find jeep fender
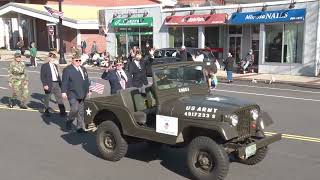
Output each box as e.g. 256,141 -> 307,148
181,123 -> 238,142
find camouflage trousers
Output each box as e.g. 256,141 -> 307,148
10,79 -> 29,104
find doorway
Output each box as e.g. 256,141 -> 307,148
228,36 -> 242,63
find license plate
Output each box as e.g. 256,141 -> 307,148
245,144 -> 257,158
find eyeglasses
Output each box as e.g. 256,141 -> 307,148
74,59 -> 81,62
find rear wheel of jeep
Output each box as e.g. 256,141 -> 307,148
96,121 -> 128,162
237,146 -> 268,165
187,136 -> 229,180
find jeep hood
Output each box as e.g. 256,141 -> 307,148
159,94 -> 256,118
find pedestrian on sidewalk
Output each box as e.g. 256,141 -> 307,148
81,40 -> 87,54
242,49 -> 254,73
17,38 -> 25,55
224,52 -> 235,83
61,52 -> 90,133
40,49 -> 66,117
8,50 -> 29,109
29,42 -> 37,68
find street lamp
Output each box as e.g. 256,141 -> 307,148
58,0 -> 66,64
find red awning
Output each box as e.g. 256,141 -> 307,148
164,13 -> 228,26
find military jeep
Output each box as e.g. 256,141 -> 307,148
84,62 -> 281,180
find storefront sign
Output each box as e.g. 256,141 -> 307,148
111,17 -> 153,27
229,9 -> 306,24
165,14 -> 227,26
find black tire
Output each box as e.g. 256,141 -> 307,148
237,146 -> 268,165
96,121 -> 128,162
187,136 -> 229,180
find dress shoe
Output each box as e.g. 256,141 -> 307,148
20,104 -> 28,109
44,109 -> 51,117
76,128 -> 86,133
8,102 -> 13,108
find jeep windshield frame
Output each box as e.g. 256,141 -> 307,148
153,64 -> 206,91
151,62 -> 209,104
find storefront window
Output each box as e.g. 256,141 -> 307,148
184,27 -> 198,48
169,27 -> 182,48
229,25 -> 242,34
115,27 -> 153,56
205,27 -> 219,48
265,23 -> 304,63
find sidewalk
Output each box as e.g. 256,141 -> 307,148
216,69 -> 320,89
0,49 -> 73,63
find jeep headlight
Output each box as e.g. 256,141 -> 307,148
250,109 -> 259,121
225,114 -> 239,127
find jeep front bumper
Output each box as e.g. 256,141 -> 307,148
238,133 -> 282,159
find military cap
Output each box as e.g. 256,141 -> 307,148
14,50 -> 22,58
72,51 -> 81,59
115,57 -> 123,64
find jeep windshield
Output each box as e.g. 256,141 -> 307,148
154,65 -> 206,90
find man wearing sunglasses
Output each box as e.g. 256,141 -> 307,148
101,58 -> 131,95
61,52 -> 90,133
40,49 -> 66,117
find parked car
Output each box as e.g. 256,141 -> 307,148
146,48 -> 217,76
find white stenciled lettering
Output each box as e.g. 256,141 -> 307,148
202,107 -> 207,112
186,106 -> 191,110
207,108 -> 213,113
197,107 -> 202,112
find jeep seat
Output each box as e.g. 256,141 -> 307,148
119,88 -> 147,125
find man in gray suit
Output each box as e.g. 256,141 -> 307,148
61,52 -> 90,133
40,50 -> 66,117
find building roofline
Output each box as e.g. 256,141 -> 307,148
161,0 -> 318,12
0,2 -> 98,29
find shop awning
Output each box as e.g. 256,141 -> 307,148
229,9 -> 306,24
164,14 -> 227,26
111,17 -> 153,27
0,2 -> 100,29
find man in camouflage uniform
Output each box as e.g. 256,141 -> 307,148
8,51 -> 29,109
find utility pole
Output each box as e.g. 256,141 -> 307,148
58,0 -> 66,64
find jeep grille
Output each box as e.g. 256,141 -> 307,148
235,106 -> 257,138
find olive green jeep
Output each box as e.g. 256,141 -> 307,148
84,62 -> 281,180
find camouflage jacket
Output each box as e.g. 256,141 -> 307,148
8,61 -> 28,82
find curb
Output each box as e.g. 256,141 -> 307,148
217,75 -> 320,89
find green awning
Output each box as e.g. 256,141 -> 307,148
111,17 -> 153,27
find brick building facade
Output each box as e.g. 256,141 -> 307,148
0,0 -> 161,53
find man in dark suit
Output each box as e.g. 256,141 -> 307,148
61,52 -> 90,133
40,50 -> 66,117
128,52 -> 148,88
101,58 -> 132,95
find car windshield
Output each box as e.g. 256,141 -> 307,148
154,65 -> 206,90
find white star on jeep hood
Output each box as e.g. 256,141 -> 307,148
86,108 -> 92,116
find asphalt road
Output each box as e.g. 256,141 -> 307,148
0,60 -> 319,180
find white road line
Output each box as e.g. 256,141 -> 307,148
0,74 -> 8,77
215,89 -> 320,102
26,70 -> 40,73
0,86 -> 8,90
220,83 -> 320,94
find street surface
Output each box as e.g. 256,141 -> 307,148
0,60 -> 319,180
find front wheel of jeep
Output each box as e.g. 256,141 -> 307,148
187,136 -> 229,180
237,146 -> 268,165
96,121 -> 128,162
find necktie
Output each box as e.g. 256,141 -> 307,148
53,65 -> 58,79
78,67 -> 85,80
